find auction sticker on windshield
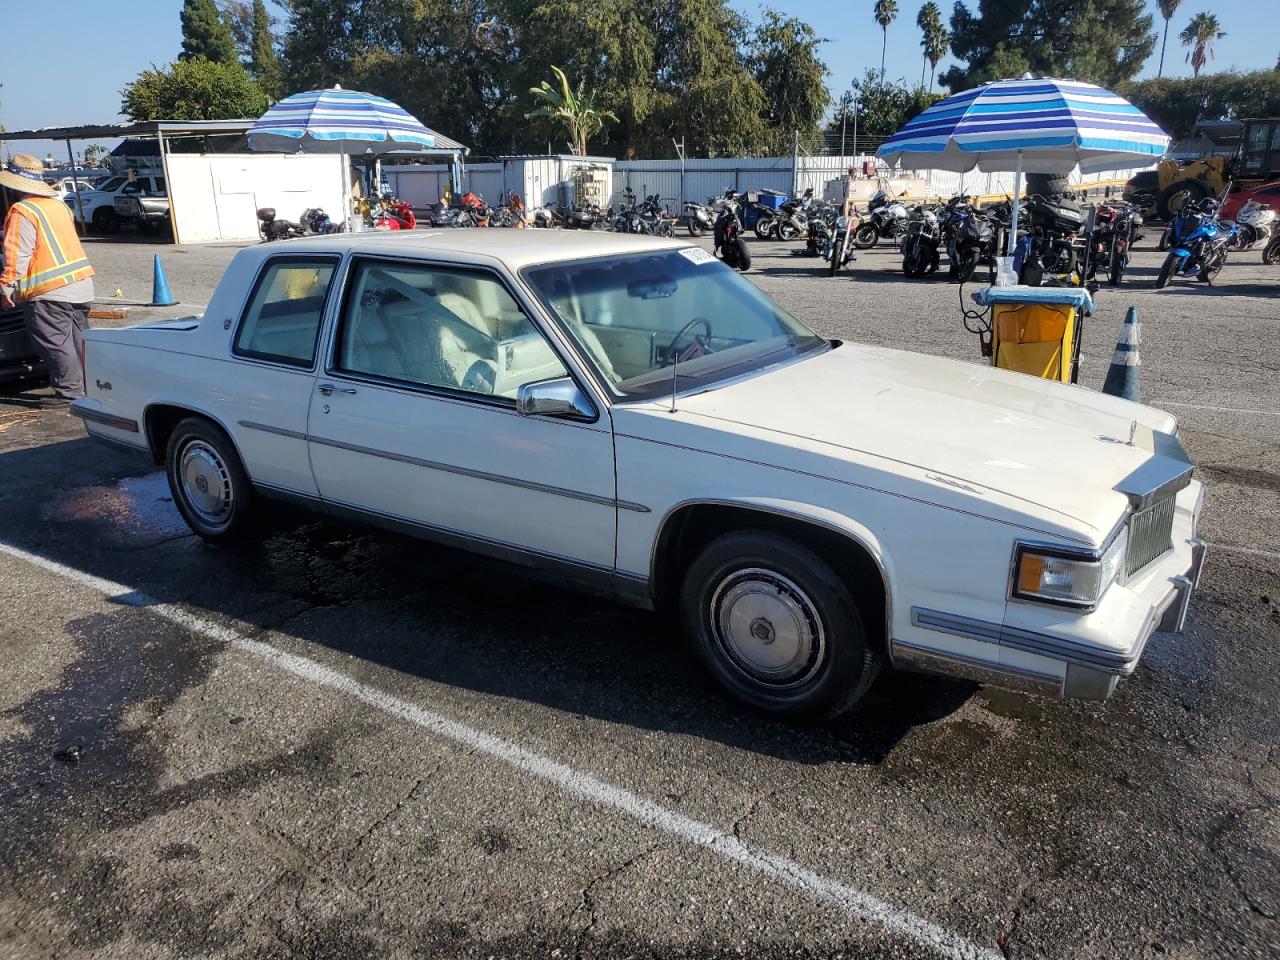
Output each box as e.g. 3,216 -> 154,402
679,246 -> 716,264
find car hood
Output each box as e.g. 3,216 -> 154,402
672,343 -> 1185,539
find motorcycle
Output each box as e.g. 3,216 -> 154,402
900,203 -> 942,278
257,207 -> 305,242
805,200 -> 839,256
944,196 -> 998,283
854,189 -> 909,248
371,196 -> 417,231
713,192 -> 752,271
684,200 -> 716,237
1156,194 -> 1236,288
823,211 -> 858,276
1086,201 -> 1142,286
1018,192 -> 1086,284
1230,199 -> 1275,251
764,188 -> 813,241
299,207 -> 341,235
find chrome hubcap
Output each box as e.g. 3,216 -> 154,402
710,568 -> 824,688
179,439 -> 233,526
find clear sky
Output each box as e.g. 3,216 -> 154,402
1,0 -> 1273,160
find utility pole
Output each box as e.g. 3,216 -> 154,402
851,95 -> 859,161
791,129 -> 800,198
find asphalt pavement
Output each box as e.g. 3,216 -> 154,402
0,232 -> 1276,960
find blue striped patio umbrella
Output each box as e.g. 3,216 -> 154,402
877,77 -> 1169,253
248,86 -> 442,225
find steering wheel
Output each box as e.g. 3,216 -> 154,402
667,317 -> 713,364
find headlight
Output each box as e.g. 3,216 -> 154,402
1012,528 -> 1128,608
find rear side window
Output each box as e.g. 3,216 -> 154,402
233,258 -> 337,367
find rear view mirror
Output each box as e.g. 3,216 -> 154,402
516,377 -> 596,421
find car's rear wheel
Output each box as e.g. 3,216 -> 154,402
680,531 -> 881,720
165,417 -> 256,541
91,206 -> 119,234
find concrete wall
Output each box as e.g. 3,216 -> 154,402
167,153 -> 345,243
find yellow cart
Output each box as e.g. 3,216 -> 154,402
969,285 -> 1095,384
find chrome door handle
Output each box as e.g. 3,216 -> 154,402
317,382 -> 357,396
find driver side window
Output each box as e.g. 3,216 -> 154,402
335,260 -> 568,399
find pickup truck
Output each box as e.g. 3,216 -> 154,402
68,231 -> 1206,719
113,179 -> 171,234
67,174 -> 165,233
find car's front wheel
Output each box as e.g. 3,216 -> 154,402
681,531 -> 881,720
165,417 -> 256,542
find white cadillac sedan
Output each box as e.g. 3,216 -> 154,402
71,231 -> 1205,720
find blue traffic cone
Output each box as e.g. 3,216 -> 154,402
151,254 -> 177,306
1101,306 -> 1141,401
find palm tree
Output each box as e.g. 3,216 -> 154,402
525,66 -> 617,157
875,0 -> 899,83
1180,13 -> 1225,78
1156,0 -> 1183,77
916,2 -> 948,92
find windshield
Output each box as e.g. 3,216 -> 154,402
523,248 -> 826,401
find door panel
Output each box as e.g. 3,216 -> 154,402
306,258 -> 617,571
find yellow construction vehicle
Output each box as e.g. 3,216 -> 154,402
1137,117 -> 1280,220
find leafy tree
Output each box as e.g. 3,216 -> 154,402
849,67 -> 944,139
525,66 -> 618,155
1120,69 -> 1280,140
121,58 -> 268,121
1180,12 -> 1225,78
943,0 -> 1155,91
749,10 -> 830,140
180,0 -> 239,64
249,0 -> 283,100
1156,0 -> 1183,78
874,0 -> 899,82
916,2 -> 948,91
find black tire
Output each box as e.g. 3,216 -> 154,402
165,417 -> 256,542
753,216 -> 775,241
680,530 -> 882,720
1156,181 -> 1207,221
687,220 -> 706,238
953,247 -> 980,283
828,238 -> 843,276
733,237 -> 751,271
1108,243 -> 1125,286
777,220 -> 801,241
1026,173 -> 1071,197
91,206 -> 119,234
1262,234 -> 1280,265
1155,251 -> 1181,289
1199,251 -> 1225,283
853,223 -> 878,249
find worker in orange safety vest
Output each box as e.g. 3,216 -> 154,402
1,153 -> 96,405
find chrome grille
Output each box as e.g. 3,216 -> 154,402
1126,497 -> 1176,578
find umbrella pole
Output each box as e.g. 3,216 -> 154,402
1006,149 -> 1023,257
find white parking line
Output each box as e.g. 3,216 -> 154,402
1160,401 -> 1280,417
0,538 -> 999,960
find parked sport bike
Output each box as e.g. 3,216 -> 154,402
1156,193 -> 1236,288
713,192 -> 752,271
762,188 -> 813,241
257,207 -> 305,242
1230,199 -> 1275,252
944,196 -> 999,283
854,189 -> 909,248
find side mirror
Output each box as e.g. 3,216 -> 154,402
516,377 -> 596,422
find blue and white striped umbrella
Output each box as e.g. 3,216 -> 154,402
248,86 -> 438,154
877,77 -> 1168,175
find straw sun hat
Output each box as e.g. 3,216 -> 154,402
0,154 -> 57,197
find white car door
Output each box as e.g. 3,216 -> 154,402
305,256 -> 618,579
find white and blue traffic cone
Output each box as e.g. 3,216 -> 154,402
1101,306 -> 1141,401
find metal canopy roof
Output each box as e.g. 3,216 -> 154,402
2,118 -> 467,154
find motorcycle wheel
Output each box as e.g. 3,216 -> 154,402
953,249 -> 980,284
903,248 -> 929,279
1155,252 -> 1181,289
1158,228 -> 1170,252
734,237 -> 752,271
1108,243 -> 1126,286
828,238 -> 843,277
688,220 -> 706,237
1199,251 -> 1225,283
1262,234 -> 1280,265
753,216 -> 775,241
853,224 -> 878,249
778,220 -> 801,241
